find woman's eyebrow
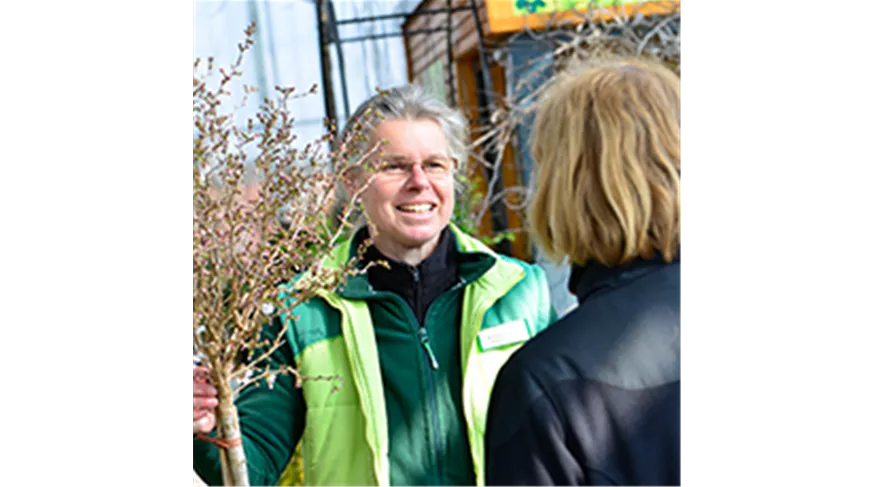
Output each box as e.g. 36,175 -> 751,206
380,154 -> 449,162
380,154 -> 410,161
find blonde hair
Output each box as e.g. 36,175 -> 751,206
528,57 -> 680,266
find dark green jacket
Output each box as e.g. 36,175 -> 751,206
194,224 -> 556,485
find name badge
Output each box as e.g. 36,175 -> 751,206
477,319 -> 530,351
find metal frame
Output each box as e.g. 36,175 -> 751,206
316,0 -> 511,254
318,1 -> 497,119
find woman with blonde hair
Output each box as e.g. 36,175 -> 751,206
485,58 -> 680,486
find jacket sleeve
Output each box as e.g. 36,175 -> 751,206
194,316 -> 306,486
485,357 -> 583,485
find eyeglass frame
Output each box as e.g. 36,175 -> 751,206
371,153 -> 458,180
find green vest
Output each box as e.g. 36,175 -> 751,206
280,225 -> 554,486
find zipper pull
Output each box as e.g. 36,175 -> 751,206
418,328 -> 439,370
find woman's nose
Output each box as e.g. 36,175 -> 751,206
407,164 -> 430,185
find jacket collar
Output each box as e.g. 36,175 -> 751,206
360,226 -> 458,297
336,224 -> 496,299
569,247 -> 680,303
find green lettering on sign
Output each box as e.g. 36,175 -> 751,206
512,0 -> 645,16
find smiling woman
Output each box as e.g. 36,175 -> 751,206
194,83 -> 559,487
350,118 -> 456,264
335,85 -> 470,265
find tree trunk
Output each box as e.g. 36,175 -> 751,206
205,354 -> 250,487
215,388 -> 249,486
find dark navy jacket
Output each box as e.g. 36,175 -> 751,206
485,252 -> 680,485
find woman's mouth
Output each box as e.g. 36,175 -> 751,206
396,203 -> 436,214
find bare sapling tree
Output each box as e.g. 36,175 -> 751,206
193,22 -> 383,486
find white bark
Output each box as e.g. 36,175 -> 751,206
217,398 -> 249,486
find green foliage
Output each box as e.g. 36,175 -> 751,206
451,172 -> 517,249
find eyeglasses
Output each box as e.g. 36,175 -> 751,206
376,157 -> 455,180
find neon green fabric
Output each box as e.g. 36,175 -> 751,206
285,225 -> 555,486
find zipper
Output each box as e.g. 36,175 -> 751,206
419,324 -> 443,483
367,271 -> 464,484
412,266 -> 445,482
418,327 -> 440,370
410,266 -> 423,322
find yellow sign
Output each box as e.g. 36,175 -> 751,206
512,0 -> 644,16
485,0 -> 679,35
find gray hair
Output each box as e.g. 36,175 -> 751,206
335,85 -> 469,217
338,84 -> 469,174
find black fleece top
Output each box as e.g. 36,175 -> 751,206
485,250 -> 681,486
361,227 -> 459,325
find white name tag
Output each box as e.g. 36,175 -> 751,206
477,320 -> 530,350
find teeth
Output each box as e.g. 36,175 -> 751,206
398,204 -> 433,213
